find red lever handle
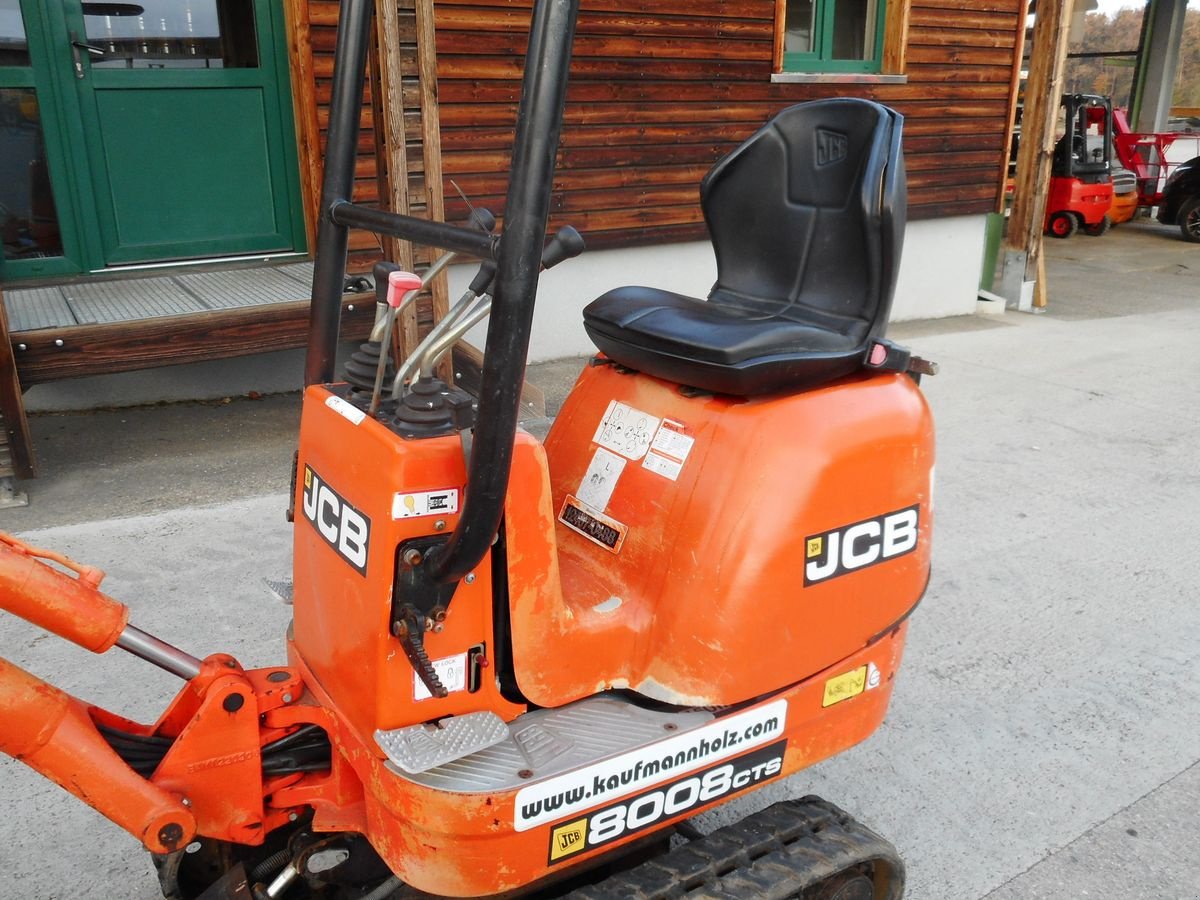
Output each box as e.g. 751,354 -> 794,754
386,270 -> 423,308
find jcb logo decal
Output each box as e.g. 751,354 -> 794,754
548,819 -> 588,862
816,128 -> 848,166
804,505 -> 919,585
301,465 -> 371,575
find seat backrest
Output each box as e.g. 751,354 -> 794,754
700,98 -> 906,346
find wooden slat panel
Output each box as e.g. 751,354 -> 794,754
435,0 -> 774,17
430,0 -> 1023,230
12,299 -> 376,387
290,0 -> 1022,254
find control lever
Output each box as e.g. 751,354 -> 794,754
389,224 -> 584,398
393,606 -> 446,699
541,225 -> 585,270
369,270 -> 422,415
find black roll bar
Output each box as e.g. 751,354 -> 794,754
303,0 -> 373,388
428,0 -> 580,584
303,0 -> 580,585
328,202 -> 498,260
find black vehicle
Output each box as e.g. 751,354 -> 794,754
1157,154 -> 1200,243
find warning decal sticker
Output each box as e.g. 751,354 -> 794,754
593,401 -> 661,461
576,447 -> 626,512
414,653 -> 467,701
642,419 -> 695,481
325,395 -> 367,426
392,488 -> 460,520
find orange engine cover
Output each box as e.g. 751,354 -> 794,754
512,363 -> 935,709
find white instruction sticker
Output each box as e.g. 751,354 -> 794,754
414,653 -> 467,701
392,488 -> 459,519
642,419 -> 695,481
593,401 -> 661,461
325,395 -> 367,426
576,447 -> 626,512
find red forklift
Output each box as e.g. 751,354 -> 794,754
1044,94 -> 1115,238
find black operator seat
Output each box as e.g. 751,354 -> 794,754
583,98 -> 907,396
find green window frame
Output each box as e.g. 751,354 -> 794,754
779,0 -> 890,74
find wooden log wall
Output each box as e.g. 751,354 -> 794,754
286,0 -> 384,268
432,0 -> 1024,248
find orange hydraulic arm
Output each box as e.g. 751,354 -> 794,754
0,534 -> 201,852
0,533 -> 312,854
0,533 -> 128,653
0,656 -> 197,853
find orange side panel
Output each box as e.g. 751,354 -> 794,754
0,533 -> 128,654
291,386 -> 525,744
0,656 -> 195,854
288,623 -> 909,898
510,364 -> 933,709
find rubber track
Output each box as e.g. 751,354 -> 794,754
564,796 -> 905,900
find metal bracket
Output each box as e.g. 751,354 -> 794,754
390,536 -> 460,698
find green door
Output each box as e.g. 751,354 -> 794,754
1,0 -> 304,279
1,0 -> 78,279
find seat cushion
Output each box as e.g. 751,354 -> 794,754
583,286 -> 868,396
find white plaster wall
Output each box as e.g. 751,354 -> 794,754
457,213 -> 987,363
890,214 -> 987,321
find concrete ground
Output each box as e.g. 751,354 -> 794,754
1,217 -> 1198,898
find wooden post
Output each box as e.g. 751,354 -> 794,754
373,0 -> 421,364
414,0 -> 454,384
1033,246 -> 1048,309
281,0 -> 322,251
372,0 -> 454,383
997,0 -> 1032,214
0,288 -> 36,481
1000,0 -> 1073,311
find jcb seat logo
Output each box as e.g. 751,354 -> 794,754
816,128 -> 848,166
301,465 -> 371,575
804,505 -> 919,585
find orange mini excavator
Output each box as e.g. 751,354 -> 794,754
0,1 -> 936,897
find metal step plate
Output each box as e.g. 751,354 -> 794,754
262,578 -> 294,604
394,695 -> 713,793
375,711 -> 510,774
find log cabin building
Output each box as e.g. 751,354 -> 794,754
0,0 -> 1024,481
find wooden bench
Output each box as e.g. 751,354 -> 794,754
0,267 -> 542,499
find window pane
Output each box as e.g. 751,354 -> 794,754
1,89 -> 65,260
0,0 -> 29,67
1063,6 -> 1144,113
785,0 -> 817,54
832,0 -> 879,60
83,0 -> 259,69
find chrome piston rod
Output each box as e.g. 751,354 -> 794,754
116,625 -> 203,680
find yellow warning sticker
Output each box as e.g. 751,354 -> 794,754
549,818 -> 588,862
806,536 -> 824,558
822,666 -> 868,708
